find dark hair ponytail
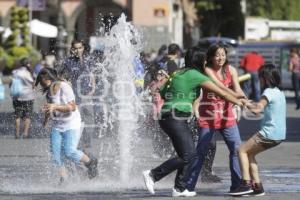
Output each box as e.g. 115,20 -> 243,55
184,46 -> 206,73
259,63 -> 281,89
35,67 -> 60,93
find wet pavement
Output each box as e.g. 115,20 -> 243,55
0,98 -> 299,199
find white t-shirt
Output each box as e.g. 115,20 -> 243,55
46,81 -> 81,132
12,67 -> 35,101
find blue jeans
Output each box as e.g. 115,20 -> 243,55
186,125 -> 242,191
243,72 -> 261,102
50,128 -> 84,167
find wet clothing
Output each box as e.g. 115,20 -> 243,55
259,87 -> 286,140
150,69 -> 211,192
50,128 -> 84,167
160,69 -> 210,114
46,82 -> 81,132
46,81 -> 84,167
152,113 -> 198,191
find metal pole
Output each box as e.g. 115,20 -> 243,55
28,0 -> 32,46
56,0 -> 66,61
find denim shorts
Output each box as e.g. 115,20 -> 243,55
252,132 -> 282,150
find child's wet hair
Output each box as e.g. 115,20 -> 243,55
35,67 -> 59,87
259,63 -> 281,89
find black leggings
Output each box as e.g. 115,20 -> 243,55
151,115 -> 198,191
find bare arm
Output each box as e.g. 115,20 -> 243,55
193,97 -> 200,119
229,65 -> 247,98
200,81 -> 243,106
42,101 -> 76,114
245,96 -> 268,114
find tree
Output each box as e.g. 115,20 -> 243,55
195,0 -> 244,39
247,0 -> 300,20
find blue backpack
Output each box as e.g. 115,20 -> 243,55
10,77 -> 23,98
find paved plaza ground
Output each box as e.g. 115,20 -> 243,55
0,94 -> 299,199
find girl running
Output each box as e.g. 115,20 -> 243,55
35,67 -> 98,184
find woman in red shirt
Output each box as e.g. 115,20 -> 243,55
187,44 -> 246,193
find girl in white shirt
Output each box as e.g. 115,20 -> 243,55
35,67 -> 98,184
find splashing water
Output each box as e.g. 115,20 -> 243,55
91,13 -> 145,183
0,13 -> 148,193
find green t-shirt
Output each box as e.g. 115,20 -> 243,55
160,69 -> 211,114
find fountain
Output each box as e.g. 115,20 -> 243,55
92,13 -> 145,184
0,13 -> 300,198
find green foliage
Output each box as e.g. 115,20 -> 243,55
0,6 -> 41,72
247,0 -> 300,20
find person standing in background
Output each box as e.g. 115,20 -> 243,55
288,47 -> 300,110
11,58 -> 35,139
59,39 -> 96,148
240,51 -> 265,102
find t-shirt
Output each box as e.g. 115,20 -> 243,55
240,52 -> 265,72
289,56 -> 300,73
160,69 -> 210,114
259,87 -> 286,140
46,82 -> 81,132
12,67 -> 35,101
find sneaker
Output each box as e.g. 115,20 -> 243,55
228,180 -> 253,196
201,173 -> 222,183
172,188 -> 197,197
86,158 -> 98,179
250,182 -> 265,196
142,170 -> 155,194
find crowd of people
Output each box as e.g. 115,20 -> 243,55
0,39 -> 290,196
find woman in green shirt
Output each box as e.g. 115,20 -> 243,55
143,47 -> 244,197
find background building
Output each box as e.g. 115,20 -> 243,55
0,0 -> 198,53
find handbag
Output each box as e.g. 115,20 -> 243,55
10,77 -> 23,98
0,79 -> 4,101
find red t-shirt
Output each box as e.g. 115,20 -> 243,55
240,52 -> 265,72
198,66 -> 237,129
